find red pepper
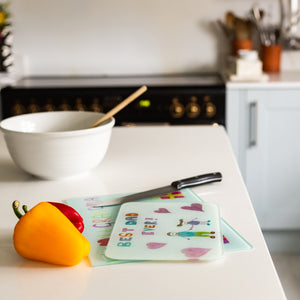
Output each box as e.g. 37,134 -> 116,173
49,202 -> 84,233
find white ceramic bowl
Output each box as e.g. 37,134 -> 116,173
0,111 -> 115,180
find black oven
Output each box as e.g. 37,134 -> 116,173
0,74 -> 225,126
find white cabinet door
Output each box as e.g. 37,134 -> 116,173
246,89 -> 300,230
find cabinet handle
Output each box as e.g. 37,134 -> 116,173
249,102 -> 258,147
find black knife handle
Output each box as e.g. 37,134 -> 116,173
171,172 -> 222,190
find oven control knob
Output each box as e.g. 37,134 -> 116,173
43,98 -> 56,111
27,98 -> 40,113
89,98 -> 103,112
59,98 -> 72,111
11,99 -> 26,116
74,97 -> 87,111
186,96 -> 201,118
205,102 -> 216,118
169,98 -> 185,118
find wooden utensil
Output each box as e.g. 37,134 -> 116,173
226,11 -> 235,30
88,85 -> 148,128
225,11 -> 252,40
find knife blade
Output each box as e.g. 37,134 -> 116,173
94,172 -> 222,207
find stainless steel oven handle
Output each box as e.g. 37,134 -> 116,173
249,101 -> 258,147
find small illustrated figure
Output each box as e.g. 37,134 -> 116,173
177,218 -> 211,230
167,231 -> 216,239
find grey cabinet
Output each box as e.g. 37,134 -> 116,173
227,88 -> 300,230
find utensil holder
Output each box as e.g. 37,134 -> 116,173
232,39 -> 252,56
261,44 -> 282,72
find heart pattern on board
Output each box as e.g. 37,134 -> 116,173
154,208 -> 171,213
146,242 -> 167,249
97,238 -> 109,246
181,203 -> 204,212
181,247 -> 211,258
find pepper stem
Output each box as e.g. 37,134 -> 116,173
22,205 -> 28,214
12,200 -> 24,219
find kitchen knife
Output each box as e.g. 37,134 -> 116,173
94,172 -> 222,207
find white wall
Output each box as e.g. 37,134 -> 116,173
10,0 -> 282,76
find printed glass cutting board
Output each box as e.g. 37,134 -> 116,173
105,201 -> 224,261
65,188 -> 252,266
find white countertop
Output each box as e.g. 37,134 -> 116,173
0,125 -> 286,300
226,70 -> 300,89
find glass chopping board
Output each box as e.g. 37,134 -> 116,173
65,188 -> 252,266
105,201 -> 223,261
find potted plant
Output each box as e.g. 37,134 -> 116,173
0,2 -> 12,72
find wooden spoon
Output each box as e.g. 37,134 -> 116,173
89,85 -> 147,128
226,11 -> 235,30
234,17 -> 252,40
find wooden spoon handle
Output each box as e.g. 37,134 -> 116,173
89,85 -> 147,128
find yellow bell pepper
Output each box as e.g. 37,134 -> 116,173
12,201 -> 90,266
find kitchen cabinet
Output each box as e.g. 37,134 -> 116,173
226,86 -> 300,233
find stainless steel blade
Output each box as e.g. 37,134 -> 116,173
93,185 -> 177,207
93,172 -> 222,207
